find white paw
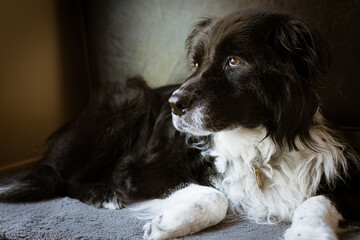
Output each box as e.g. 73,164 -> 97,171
101,195 -> 122,210
138,185 -> 228,240
284,225 -> 337,240
101,199 -> 121,210
143,215 -> 176,240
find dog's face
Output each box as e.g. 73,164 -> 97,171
169,10 -> 331,149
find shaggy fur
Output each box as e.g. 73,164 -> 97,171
1,9 -> 360,240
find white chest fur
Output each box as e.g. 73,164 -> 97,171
206,126 -> 346,223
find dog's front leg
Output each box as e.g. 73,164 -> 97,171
284,195 -> 343,240
139,184 -> 228,240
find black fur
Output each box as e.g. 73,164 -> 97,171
180,10 -> 331,150
1,9 -> 359,225
0,77 -> 213,206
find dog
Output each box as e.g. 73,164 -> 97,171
1,9 -> 360,240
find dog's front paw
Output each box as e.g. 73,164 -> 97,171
143,212 -> 195,240
143,215 -> 172,240
139,185 -> 228,240
284,225 -> 337,240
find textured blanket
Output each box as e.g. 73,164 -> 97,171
0,197 -> 359,240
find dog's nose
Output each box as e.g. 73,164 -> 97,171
169,91 -> 193,116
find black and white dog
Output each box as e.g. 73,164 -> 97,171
1,9 -> 360,240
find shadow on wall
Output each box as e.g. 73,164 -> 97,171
0,0 -> 88,168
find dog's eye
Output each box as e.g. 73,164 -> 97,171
193,62 -> 199,70
228,57 -> 242,67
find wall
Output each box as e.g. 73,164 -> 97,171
0,0 -> 88,168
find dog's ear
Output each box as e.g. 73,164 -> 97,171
185,17 -> 214,59
265,16 -> 331,150
269,16 -> 332,87
265,72 -> 319,151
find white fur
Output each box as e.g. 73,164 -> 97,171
101,197 -> 122,210
207,119 -> 347,223
135,113 -> 349,239
0,185 -> 15,195
172,106 -> 212,136
132,184 -> 228,240
284,196 -> 343,240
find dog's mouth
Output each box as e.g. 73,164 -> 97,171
169,89 -> 212,136
171,106 -> 213,136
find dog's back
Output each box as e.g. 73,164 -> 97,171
0,77 -> 208,206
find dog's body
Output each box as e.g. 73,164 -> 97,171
1,10 -> 360,240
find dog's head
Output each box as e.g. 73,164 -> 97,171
169,10 -> 331,150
